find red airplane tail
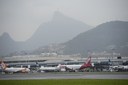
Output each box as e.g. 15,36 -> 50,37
80,56 -> 92,70
0,60 -> 7,70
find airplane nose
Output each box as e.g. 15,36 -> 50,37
91,63 -> 94,67
26,68 -> 30,72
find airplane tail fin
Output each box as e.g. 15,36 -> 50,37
80,56 -> 92,70
85,56 -> 92,67
0,60 -> 7,70
57,64 -> 65,68
57,64 -> 61,68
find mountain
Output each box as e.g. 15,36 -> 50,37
0,11 -> 92,56
24,11 -> 92,50
63,21 -> 128,56
0,33 -> 22,56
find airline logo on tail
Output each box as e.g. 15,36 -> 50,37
0,60 -> 7,70
80,56 -> 92,70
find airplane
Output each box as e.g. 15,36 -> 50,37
0,60 -> 30,74
122,65 -> 128,70
60,56 -> 94,72
39,64 -> 61,72
109,65 -> 128,72
109,65 -> 119,72
118,65 -> 128,71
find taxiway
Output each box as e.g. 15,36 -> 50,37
0,72 -> 128,80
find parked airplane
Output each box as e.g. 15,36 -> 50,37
60,56 -> 93,72
109,65 -> 118,72
0,60 -> 30,74
118,65 -> 128,70
109,65 -> 128,72
122,65 -> 128,70
39,64 -> 61,72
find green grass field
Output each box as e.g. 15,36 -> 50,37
0,79 -> 128,85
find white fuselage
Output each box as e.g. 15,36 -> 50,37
123,66 -> 128,69
4,67 -> 30,73
118,65 -> 128,69
65,64 -> 82,70
39,66 -> 60,71
109,65 -> 118,69
61,63 -> 94,71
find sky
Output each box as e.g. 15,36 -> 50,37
0,0 -> 128,41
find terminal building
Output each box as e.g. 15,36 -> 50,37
1,52 -> 128,66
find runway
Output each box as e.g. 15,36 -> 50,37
0,72 -> 128,80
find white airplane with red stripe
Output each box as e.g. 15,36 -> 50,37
60,56 -> 93,71
0,60 -> 30,73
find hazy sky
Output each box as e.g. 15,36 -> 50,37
0,0 -> 128,41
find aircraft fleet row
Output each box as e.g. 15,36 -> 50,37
0,56 -> 128,74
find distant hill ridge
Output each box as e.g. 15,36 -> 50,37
63,21 -> 128,56
0,11 -> 92,56
25,11 -> 92,50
